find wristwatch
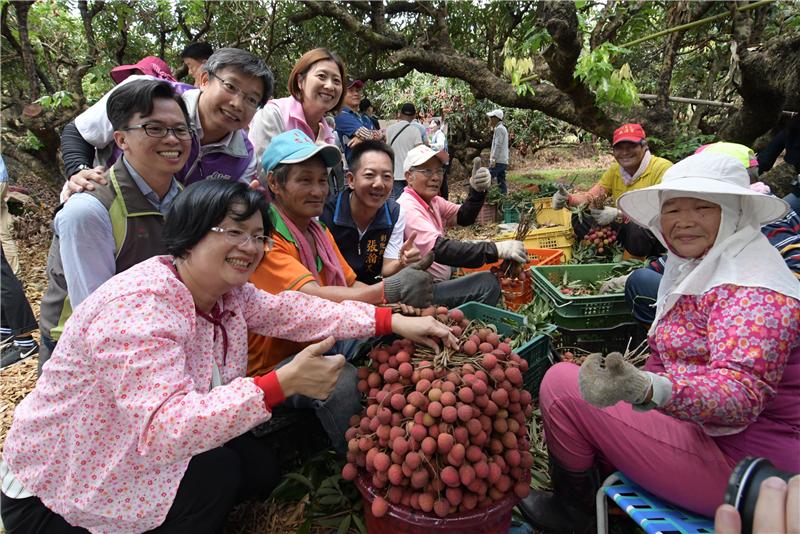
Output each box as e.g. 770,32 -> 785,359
76,164 -> 92,173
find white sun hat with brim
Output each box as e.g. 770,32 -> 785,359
617,151 -> 788,228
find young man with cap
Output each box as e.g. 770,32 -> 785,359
38,80 -> 193,373
180,42 -> 213,86
487,109 -> 509,194
60,48 -> 272,199
334,78 -> 381,163
552,122 -> 672,258
398,146 -> 529,307
386,103 -> 424,200
109,56 -> 176,85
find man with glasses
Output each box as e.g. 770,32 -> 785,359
334,78 -> 382,164
552,123 -> 672,259
37,80 -> 192,373
397,145 -> 528,307
60,48 -> 273,201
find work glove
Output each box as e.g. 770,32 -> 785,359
579,352 -> 652,407
552,184 -> 570,210
599,273 -> 631,294
590,206 -> 619,226
494,240 -> 528,264
470,157 -> 491,192
383,252 -> 435,308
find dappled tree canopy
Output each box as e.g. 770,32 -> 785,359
1,0 -> 798,187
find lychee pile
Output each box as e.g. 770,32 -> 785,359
580,226 -> 618,256
342,307 -> 534,519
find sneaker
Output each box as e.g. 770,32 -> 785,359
0,343 -> 38,369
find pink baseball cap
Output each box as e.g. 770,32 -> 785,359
110,56 -> 176,84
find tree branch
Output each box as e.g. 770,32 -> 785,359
289,1 -> 405,49
1,3 -> 54,94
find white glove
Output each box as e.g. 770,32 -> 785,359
470,167 -> 492,192
590,206 -> 619,226
599,273 -> 630,294
552,185 -> 569,210
495,240 -> 528,263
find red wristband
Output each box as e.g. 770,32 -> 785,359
253,371 -> 286,411
375,307 -> 393,336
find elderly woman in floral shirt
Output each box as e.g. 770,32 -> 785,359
520,152 -> 800,532
0,180 -> 455,533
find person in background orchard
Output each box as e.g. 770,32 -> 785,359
520,152 -> 800,532
180,42 -> 213,86
758,114 -> 800,213
428,118 -> 449,199
0,179 -> 455,534
552,123 -> 672,259
359,98 -> 381,130
398,145 -> 529,307
334,78 -> 382,163
386,102 -> 424,200
109,56 -> 176,85
248,48 -> 344,165
487,108 -> 509,194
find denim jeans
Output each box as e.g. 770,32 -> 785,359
433,271 -> 501,308
490,163 -> 508,194
624,268 -> 662,325
390,180 -> 407,201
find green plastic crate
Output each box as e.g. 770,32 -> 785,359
456,302 -> 556,397
530,263 -> 634,329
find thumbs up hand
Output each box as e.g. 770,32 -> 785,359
400,231 -> 422,266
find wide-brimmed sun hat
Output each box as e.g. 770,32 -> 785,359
618,152 -> 788,227
110,56 -> 176,84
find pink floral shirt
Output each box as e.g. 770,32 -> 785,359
3,256 -> 380,533
645,284 -> 800,470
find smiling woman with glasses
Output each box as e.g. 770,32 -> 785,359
1,179 -> 457,533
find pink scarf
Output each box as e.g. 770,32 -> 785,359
273,204 -> 347,287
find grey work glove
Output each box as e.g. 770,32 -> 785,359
599,273 -> 631,294
383,252 -> 435,308
579,352 -> 652,407
494,240 -> 528,264
590,206 -> 619,226
552,184 -> 570,210
470,157 -> 491,192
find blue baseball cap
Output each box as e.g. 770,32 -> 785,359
261,129 -> 342,172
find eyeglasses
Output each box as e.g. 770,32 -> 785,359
122,123 -> 193,140
209,72 -> 262,109
411,167 -> 445,178
210,227 -> 273,249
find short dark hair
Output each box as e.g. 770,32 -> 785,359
203,47 -> 275,106
163,180 -> 271,258
349,140 -> 394,175
359,98 -> 372,113
107,80 -> 190,131
180,42 -> 213,61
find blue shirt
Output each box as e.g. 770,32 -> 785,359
334,107 -> 367,162
54,157 -> 180,307
0,155 -> 8,183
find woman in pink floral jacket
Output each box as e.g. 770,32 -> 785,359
0,180 -> 453,533
520,152 -> 800,532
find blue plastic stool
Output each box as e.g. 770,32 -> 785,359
596,472 -> 714,534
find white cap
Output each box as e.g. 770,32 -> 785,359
486,109 -> 504,120
403,145 -> 450,172
617,152 -> 788,227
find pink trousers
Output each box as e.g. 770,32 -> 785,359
539,362 -> 737,517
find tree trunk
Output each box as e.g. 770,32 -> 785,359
13,1 -> 40,101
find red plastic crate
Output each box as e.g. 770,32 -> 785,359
460,247 -> 563,275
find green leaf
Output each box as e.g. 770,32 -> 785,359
353,514 -> 367,534
284,472 -> 315,491
338,514 -> 352,534
296,518 -> 312,534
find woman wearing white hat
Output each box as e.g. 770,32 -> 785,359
519,152 -> 800,532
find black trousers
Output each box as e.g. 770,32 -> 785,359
0,432 -> 282,533
0,246 -> 36,336
571,212 -> 664,258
